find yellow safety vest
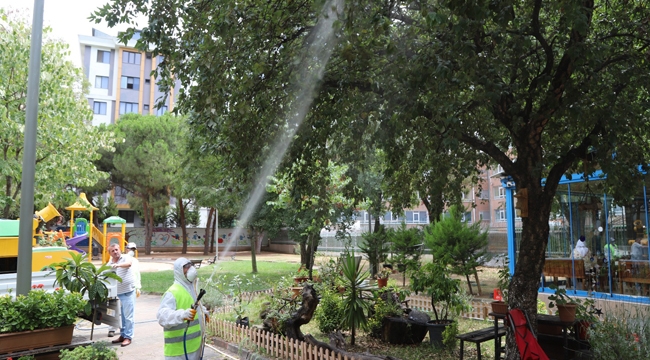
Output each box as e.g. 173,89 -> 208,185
163,283 -> 202,357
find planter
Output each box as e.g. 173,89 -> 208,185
0,325 -> 74,354
236,316 -> 249,328
291,287 -> 303,298
556,303 -> 577,322
381,314 -> 429,344
377,278 -> 388,288
490,301 -> 508,315
293,276 -> 308,284
338,285 -> 346,294
426,320 -> 453,347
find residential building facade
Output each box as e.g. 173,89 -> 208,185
79,29 -> 181,225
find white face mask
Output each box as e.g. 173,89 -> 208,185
127,250 -> 135,257
186,266 -> 197,283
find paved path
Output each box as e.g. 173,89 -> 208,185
73,294 -> 235,359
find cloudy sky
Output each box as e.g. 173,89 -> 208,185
0,0 -> 146,67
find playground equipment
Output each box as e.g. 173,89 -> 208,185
65,192 -> 103,256
101,216 -> 127,263
0,203 -> 71,273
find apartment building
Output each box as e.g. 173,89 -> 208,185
78,29 -> 179,126
78,29 -> 181,224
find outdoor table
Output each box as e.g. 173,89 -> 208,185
536,314 -> 576,359
488,312 -> 506,359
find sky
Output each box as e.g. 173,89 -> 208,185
0,0 -> 145,67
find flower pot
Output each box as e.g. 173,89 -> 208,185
338,285 -> 346,294
294,276 -> 308,284
291,287 -> 302,298
557,303 -> 577,322
490,301 -> 508,315
0,325 -> 74,354
426,320 -> 453,347
377,278 -> 388,288
236,316 -> 249,328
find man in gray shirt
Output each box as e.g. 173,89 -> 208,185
108,243 -> 135,347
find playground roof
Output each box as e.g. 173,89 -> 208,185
0,220 -> 19,237
103,216 -> 126,224
65,193 -> 98,211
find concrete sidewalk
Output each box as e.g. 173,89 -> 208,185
73,294 -> 235,359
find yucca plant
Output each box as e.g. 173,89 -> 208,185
50,252 -> 121,339
340,252 -> 371,345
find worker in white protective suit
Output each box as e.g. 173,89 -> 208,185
573,235 -> 589,258
157,258 -> 208,360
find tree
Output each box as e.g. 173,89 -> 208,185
111,114 -> 181,254
0,10 -> 115,218
92,2 -> 650,357
424,205 -> 489,296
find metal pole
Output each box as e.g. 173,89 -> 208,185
215,209 -> 219,260
16,0 -> 45,296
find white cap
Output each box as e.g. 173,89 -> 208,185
127,242 -> 137,249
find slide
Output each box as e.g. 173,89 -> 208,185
66,233 -> 89,254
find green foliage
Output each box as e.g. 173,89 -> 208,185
359,226 -> 390,277
314,288 -> 346,334
59,341 -> 118,360
204,274 -> 260,321
339,252 -> 371,345
589,308 -> 650,359
366,291 -> 403,338
0,10 -> 116,218
496,257 -> 511,303
424,205 -> 489,283
0,289 -> 85,333
51,252 -> 121,316
95,196 -> 119,225
441,320 -> 459,349
389,224 -> 423,272
410,261 -> 469,321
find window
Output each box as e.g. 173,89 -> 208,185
145,79 -> 151,84
118,210 -> 135,223
493,164 -> 504,174
95,76 -> 109,89
479,211 -> 491,221
413,212 -> 420,223
120,76 -> 140,90
143,104 -> 150,110
119,102 -> 138,115
494,186 -> 505,199
479,190 -> 489,199
97,50 -> 110,63
122,51 -> 141,64
93,101 -> 107,115
156,105 -> 168,116
496,209 -> 507,222
392,212 -> 399,221
145,52 -> 152,59
462,212 -> 472,223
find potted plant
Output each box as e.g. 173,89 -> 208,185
547,286 -> 578,322
375,268 -> 392,288
293,265 -> 310,284
410,261 -> 470,347
0,288 -> 86,354
491,257 -> 510,315
50,252 -> 121,340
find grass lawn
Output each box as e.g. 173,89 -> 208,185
141,260 -> 299,294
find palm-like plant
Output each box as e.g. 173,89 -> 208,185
340,252 -> 371,345
51,252 -> 121,339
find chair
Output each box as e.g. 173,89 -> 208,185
507,309 -> 549,360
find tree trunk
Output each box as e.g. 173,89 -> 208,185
204,207 -> 214,255
505,182 -> 553,360
422,190 -> 444,224
210,210 -> 216,253
250,228 -> 258,274
179,198 -> 188,254
143,201 -> 151,255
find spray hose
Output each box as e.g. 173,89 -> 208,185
184,288 -> 206,360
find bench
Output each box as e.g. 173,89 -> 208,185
190,259 -> 203,268
543,258 -> 586,289
457,325 -> 506,360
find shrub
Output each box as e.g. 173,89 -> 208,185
589,307 -> 650,359
314,289 -> 346,334
0,289 -> 85,333
59,341 -> 118,360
